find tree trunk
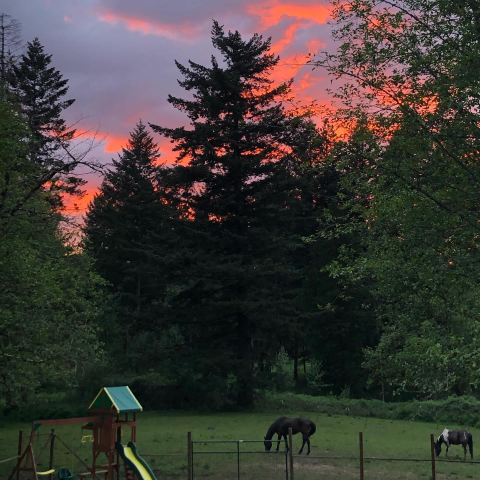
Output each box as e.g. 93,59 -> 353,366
236,313 -> 254,408
293,342 -> 299,383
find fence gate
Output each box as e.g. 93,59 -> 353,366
190,439 -> 289,480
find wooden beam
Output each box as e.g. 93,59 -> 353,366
32,417 -> 97,428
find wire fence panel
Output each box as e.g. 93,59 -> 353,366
293,455 -> 360,479
192,440 -> 288,480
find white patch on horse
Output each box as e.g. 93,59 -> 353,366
442,428 -> 450,446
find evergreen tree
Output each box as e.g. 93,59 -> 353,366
84,121 -> 171,371
151,22 -> 326,407
10,38 -> 83,203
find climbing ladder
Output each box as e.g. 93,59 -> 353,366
123,463 -> 135,480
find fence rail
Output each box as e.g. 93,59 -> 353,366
185,430 -> 477,480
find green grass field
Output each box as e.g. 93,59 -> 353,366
1,411 -> 479,479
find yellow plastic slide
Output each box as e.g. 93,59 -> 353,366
116,441 -> 157,480
123,445 -> 153,480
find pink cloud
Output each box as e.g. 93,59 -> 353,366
270,21 -> 303,53
248,0 -> 332,29
97,11 -> 200,41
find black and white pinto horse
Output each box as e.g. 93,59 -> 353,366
264,417 -> 316,455
434,428 -> 473,460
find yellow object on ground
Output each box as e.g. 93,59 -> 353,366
37,469 -> 55,476
123,446 -> 153,480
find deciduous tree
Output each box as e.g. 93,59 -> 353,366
315,0 -> 480,397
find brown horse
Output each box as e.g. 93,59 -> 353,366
264,417 -> 316,455
434,428 -> 473,460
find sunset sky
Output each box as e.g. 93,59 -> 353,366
2,0 -> 338,212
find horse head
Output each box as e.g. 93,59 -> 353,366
264,436 -> 272,452
434,436 -> 443,457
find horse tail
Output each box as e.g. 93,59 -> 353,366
309,421 -> 316,437
468,433 -> 474,459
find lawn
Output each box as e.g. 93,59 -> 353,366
1,410 -> 478,479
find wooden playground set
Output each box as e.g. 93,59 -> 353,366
8,386 -> 157,480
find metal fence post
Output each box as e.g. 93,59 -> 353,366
359,432 -> 364,480
237,441 -> 240,480
430,434 -> 436,480
187,432 -> 192,480
288,427 -> 294,480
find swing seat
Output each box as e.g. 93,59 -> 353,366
37,469 -> 55,476
57,467 -> 76,479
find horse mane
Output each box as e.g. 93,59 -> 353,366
265,417 -> 284,440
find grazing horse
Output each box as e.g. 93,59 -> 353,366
434,428 -> 473,460
264,417 -> 316,455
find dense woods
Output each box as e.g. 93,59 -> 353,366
2,0 -> 480,414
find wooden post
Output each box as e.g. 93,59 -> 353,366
359,432 -> 364,480
16,430 -> 23,480
48,429 -> 55,480
288,427 -> 294,480
132,412 -> 137,442
430,433 -> 436,480
187,432 -> 192,480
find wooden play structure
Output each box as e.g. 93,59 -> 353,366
8,386 -> 154,480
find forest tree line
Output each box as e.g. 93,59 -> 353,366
1,0 -> 480,412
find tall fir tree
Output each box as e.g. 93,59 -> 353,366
84,121 -> 172,371
151,22 -> 327,407
10,38 -> 83,203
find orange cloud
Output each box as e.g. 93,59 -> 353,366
306,38 -> 326,54
64,15 -> 72,23
157,140 -> 178,165
273,53 -> 305,83
248,1 -> 332,29
271,21 -> 303,53
63,189 -> 98,215
73,128 -> 127,154
298,72 -> 315,90
104,134 -> 128,153
97,11 -> 198,41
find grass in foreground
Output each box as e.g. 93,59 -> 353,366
0,411 -> 478,479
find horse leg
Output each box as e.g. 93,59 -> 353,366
298,433 -> 308,455
463,444 -> 467,460
276,434 -> 282,451
306,436 -> 311,455
445,444 -> 449,457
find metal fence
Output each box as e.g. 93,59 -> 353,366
189,438 -> 289,480
4,430 -> 480,479
183,431 -> 480,480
